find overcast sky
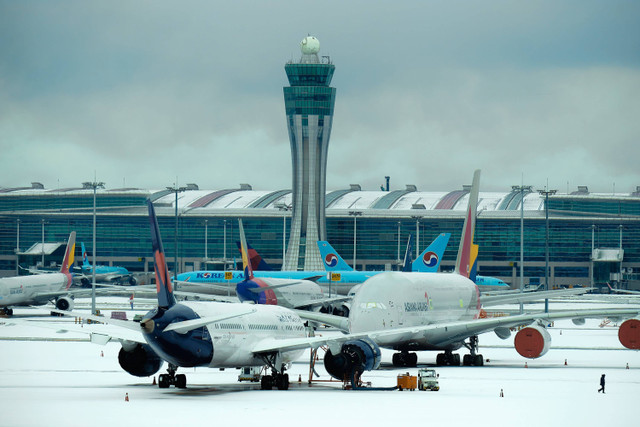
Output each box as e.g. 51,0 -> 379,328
1,1 -> 639,194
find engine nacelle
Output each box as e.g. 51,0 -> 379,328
514,325 -> 551,359
618,318 -> 640,350
324,338 -> 381,381
55,296 -> 74,311
118,343 -> 164,377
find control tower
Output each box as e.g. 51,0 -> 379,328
282,36 -> 336,271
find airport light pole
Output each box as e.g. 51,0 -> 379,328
538,188 -> 557,313
15,219 -> 20,275
277,203 -> 292,267
41,218 -> 46,267
204,219 -> 208,265
223,219 -> 227,270
512,184 -> 531,314
166,185 -> 187,280
83,179 -> 105,315
411,216 -> 421,254
397,221 -> 401,267
349,211 -> 362,270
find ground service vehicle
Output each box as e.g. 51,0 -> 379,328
418,368 -> 440,391
397,372 -> 417,391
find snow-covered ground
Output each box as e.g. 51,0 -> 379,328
0,298 -> 637,427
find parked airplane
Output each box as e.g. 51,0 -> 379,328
75,242 -> 138,286
295,170 -> 640,372
27,194 -> 640,390
0,232 -> 77,315
233,219 -> 349,311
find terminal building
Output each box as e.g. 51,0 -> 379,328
1,182 -> 639,291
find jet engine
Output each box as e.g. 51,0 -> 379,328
618,318 -> 640,350
118,342 -> 164,377
514,324 -> 551,359
324,338 -> 381,382
55,296 -> 74,311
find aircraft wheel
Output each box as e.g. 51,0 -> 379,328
261,375 -> 273,390
392,353 -> 400,366
474,355 -> 484,366
408,353 -> 418,367
463,354 -> 472,366
158,374 -> 171,388
452,353 -> 460,366
175,374 -> 187,388
436,353 -> 445,366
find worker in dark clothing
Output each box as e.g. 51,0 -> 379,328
598,374 -> 605,393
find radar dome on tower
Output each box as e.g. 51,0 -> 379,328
300,36 -> 320,54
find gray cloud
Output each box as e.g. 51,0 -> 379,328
1,1 -> 639,193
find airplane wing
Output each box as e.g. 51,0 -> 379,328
292,295 -> 351,310
258,307 -> 640,355
480,287 -> 590,306
245,280 -> 306,293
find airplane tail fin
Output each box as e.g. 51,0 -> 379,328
59,231 -> 76,279
401,234 -> 414,272
81,242 -> 91,268
317,241 -> 354,271
235,241 -> 273,271
469,243 -> 479,282
147,200 -> 176,309
412,233 -> 451,273
454,169 -> 481,278
238,219 -> 254,280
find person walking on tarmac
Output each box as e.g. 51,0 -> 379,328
598,374 -> 606,393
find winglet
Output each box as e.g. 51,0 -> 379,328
238,219 -> 254,280
147,200 -> 176,309
454,169 -> 480,278
60,232 -> 76,288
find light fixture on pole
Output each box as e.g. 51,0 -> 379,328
83,179 -> 105,315
538,188 -> 557,313
349,211 -> 362,270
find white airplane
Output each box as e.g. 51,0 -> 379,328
0,232 -> 77,316
28,187 -> 640,391
295,170 -> 640,371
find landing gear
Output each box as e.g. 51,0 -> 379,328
1,307 -> 13,316
158,364 -> 187,388
260,369 -> 289,390
392,351 -> 418,367
462,335 -> 484,366
435,350 -> 460,366
259,353 -> 291,391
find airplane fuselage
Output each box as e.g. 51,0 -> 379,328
179,270 -> 374,292
141,301 -> 307,369
348,272 -> 480,351
0,273 -> 71,307
236,277 -> 326,309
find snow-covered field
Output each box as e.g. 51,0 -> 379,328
0,298 -> 637,427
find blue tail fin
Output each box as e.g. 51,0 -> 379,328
147,200 -> 176,309
235,241 -> 273,271
81,242 -> 91,268
402,234 -> 414,272
317,241 -> 353,271
412,233 -> 451,273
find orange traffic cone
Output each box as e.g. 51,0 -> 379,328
125,393 -> 129,402
100,351 -> 104,357
524,362 -> 528,368
298,374 -> 301,383
564,359 -> 567,366
152,376 -> 157,385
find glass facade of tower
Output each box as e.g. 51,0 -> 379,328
282,58 -> 337,271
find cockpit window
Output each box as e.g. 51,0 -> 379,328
359,302 -> 387,310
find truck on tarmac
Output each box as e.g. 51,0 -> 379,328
417,368 -> 440,391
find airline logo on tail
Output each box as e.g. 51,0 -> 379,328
147,200 -> 176,309
422,252 -> 439,268
60,231 -> 76,289
454,169 -> 480,279
324,253 -> 339,268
